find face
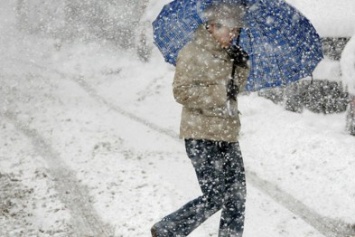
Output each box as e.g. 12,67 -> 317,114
208,23 -> 238,48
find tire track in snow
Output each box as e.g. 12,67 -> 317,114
72,76 -> 179,140
247,171 -> 355,237
0,110 -> 114,237
3,57 -> 178,140
6,58 -> 355,237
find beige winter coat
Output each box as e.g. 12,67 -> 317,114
173,25 -> 250,142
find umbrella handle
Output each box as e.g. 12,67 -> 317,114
226,100 -> 235,116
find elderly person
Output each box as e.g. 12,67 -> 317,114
151,3 -> 250,237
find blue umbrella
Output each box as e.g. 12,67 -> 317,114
152,0 -> 323,91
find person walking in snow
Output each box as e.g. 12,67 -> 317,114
151,3 -> 250,237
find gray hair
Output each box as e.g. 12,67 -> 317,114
203,3 -> 245,28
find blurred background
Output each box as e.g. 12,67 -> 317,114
11,0 -> 355,135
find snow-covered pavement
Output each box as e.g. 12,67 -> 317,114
1,41 -> 355,236
1,2 -> 355,236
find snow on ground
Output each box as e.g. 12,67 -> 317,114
1,1 -> 355,237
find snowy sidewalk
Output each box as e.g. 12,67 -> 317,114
1,47 -> 355,237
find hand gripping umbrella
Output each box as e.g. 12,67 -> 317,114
152,0 -> 323,91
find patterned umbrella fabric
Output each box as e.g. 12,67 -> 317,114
152,0 -> 323,91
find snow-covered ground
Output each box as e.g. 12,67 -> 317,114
1,1 -> 355,237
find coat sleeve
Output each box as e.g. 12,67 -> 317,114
172,46 -> 228,109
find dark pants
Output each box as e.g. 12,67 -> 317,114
153,139 -> 247,237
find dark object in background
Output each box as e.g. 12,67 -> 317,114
258,79 -> 349,114
321,38 -> 350,60
300,80 -> 349,114
346,96 -> 355,136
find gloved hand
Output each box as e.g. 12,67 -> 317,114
226,45 -> 249,68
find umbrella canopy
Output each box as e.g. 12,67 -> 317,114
152,0 -> 323,91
